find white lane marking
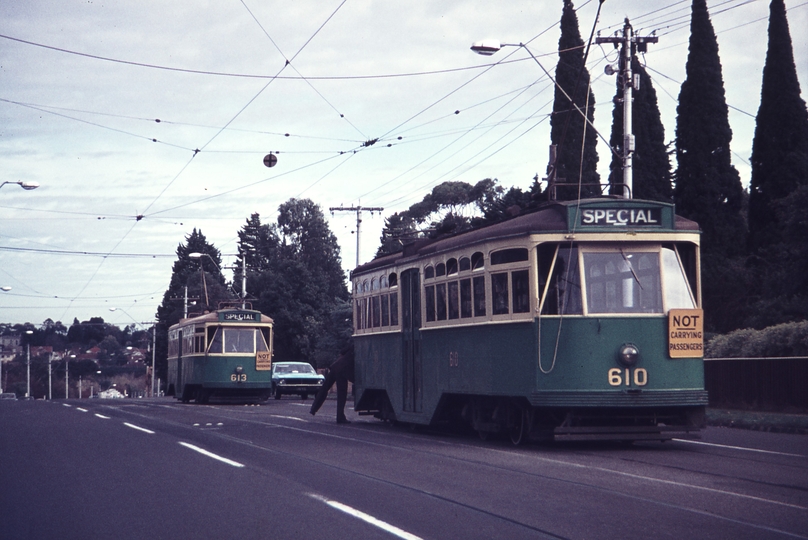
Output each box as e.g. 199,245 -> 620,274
76,407 -> 88,412
270,415 -> 307,422
62,403 -> 72,407
95,414 -> 110,419
179,442 -> 244,468
124,422 -> 155,434
673,438 -> 806,458
309,494 -> 422,540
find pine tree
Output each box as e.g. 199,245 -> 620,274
154,229 -> 227,380
550,0 -> 600,201
607,51 -> 672,202
747,0 -> 808,252
673,0 -> 746,258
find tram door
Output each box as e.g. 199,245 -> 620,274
401,269 -> 423,413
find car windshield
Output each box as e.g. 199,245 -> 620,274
275,364 -> 315,375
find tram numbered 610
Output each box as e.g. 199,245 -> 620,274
167,307 -> 274,403
350,198 -> 708,443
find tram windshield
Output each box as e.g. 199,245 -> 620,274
540,244 -> 696,315
207,327 -> 270,354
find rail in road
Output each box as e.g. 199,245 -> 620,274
1,398 -> 806,539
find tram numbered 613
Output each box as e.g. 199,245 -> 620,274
167,307 -> 274,403
351,198 -> 708,443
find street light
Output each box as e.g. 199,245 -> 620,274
0,181 -> 39,191
25,330 -> 33,399
471,33 -> 637,199
65,354 -> 76,399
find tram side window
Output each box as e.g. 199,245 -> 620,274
425,284 -> 436,322
372,295 -> 381,327
512,270 -> 530,313
473,275 -> 486,316
448,281 -> 460,319
460,278 -> 472,318
381,294 -> 390,326
258,329 -> 270,352
540,245 -> 583,315
661,247 -> 696,309
491,273 -> 509,315
389,289 -> 399,326
436,283 -> 447,320
168,331 -> 179,357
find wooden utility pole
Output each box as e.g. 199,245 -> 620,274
329,205 -> 384,268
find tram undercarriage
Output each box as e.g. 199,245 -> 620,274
356,390 -> 705,445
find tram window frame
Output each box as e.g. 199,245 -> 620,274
422,252 -> 489,326
582,249 -> 663,314
539,244 -> 583,315
460,278 -> 472,318
436,283 -> 447,320
491,272 -> 510,315
448,281 -> 460,319
354,272 -> 401,333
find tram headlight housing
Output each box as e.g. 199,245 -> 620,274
618,344 -> 639,367
235,365 -> 244,375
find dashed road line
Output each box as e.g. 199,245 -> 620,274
309,493 -> 422,540
124,422 -> 155,434
673,438 -> 806,458
179,442 -> 244,468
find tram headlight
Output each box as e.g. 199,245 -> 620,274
235,365 -> 244,375
618,344 -> 639,367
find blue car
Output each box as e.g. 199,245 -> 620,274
271,362 -> 324,400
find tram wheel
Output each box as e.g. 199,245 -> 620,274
509,408 -> 528,446
274,388 -> 281,400
477,429 -> 491,441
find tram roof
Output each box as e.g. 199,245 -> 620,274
352,198 -> 699,276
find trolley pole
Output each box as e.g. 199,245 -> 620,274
329,205 -> 384,268
596,19 -> 657,200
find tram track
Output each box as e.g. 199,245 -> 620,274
92,400 -> 808,538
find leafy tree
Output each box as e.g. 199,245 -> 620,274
673,0 -> 746,257
154,229 -> 228,380
550,0 -> 600,200
377,180 -> 504,255
747,0 -> 808,253
239,199 -> 351,367
607,49 -> 672,202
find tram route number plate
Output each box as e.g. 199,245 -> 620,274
255,351 -> 272,371
668,309 -> 704,358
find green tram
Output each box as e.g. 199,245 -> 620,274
167,307 -> 274,403
351,198 -> 707,443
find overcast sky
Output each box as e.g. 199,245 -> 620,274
1,0 -> 806,328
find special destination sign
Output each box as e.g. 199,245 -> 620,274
219,311 -> 261,322
668,309 -> 704,358
580,207 -> 662,227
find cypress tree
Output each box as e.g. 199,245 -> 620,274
607,49 -> 672,202
747,0 -> 808,252
550,0 -> 600,201
673,0 -> 745,258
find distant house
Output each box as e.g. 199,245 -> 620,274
0,334 -> 22,363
